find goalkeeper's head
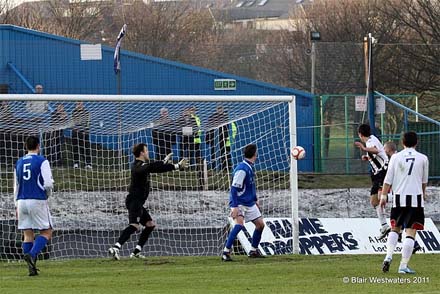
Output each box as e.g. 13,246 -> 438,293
244,144 -> 257,163
133,143 -> 149,161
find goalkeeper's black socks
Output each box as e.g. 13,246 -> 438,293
133,246 -> 141,255
117,225 -> 138,246
137,226 -> 155,248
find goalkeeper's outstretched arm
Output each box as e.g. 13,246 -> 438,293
141,158 -> 189,174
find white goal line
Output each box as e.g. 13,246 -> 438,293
0,94 -> 295,102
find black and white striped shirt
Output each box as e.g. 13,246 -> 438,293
366,135 -> 388,175
384,148 -> 429,208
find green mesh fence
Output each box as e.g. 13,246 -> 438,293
313,93 -> 440,178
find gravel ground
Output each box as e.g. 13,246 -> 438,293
2,187 -> 439,229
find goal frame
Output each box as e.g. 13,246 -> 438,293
0,94 -> 300,255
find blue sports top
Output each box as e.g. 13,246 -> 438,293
229,159 -> 257,207
15,154 -> 53,200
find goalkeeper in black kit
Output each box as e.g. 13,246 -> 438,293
108,143 -> 188,259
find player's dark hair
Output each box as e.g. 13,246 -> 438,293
26,136 -> 39,151
244,144 -> 257,159
358,124 -> 371,137
133,143 -> 147,157
402,132 -> 417,148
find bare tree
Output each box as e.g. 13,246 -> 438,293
111,2 -> 262,79
2,0 -> 107,43
189,26 -> 262,79
381,0 -> 440,92
1,1 -> 48,30
46,0 -> 107,41
254,0 -> 418,157
113,1 -> 213,63
0,0 -> 13,23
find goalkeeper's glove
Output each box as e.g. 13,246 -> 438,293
175,158 -> 189,170
163,153 -> 173,164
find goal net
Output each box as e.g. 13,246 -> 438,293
0,94 -> 298,260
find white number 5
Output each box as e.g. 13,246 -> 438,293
23,163 -> 31,180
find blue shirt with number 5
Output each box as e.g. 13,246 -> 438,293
16,154 -> 49,200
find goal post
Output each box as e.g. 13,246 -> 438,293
0,94 -> 299,259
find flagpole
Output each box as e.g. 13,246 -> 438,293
114,24 -> 126,173
117,72 -> 121,95
117,71 -> 122,173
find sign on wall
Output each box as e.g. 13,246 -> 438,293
214,79 -> 236,91
375,98 -> 386,114
355,96 -> 367,112
80,44 -> 102,60
230,217 -> 440,255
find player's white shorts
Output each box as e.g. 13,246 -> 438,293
17,199 -> 53,230
236,204 -> 262,222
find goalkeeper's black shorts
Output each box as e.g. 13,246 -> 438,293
126,199 -> 153,225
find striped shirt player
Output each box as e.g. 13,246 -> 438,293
380,131 -> 429,274
14,136 -> 54,276
383,140 -> 422,255
384,149 -> 428,209
355,124 -> 390,239
365,135 -> 388,176
222,144 -> 265,262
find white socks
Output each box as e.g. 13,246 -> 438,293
385,231 -> 398,261
375,205 -> 388,227
400,237 -> 415,269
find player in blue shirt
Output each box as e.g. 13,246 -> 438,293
222,144 -> 265,261
14,136 -> 54,276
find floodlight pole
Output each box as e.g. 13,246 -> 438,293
207,4 -> 218,32
310,31 -> 320,95
366,33 -> 376,135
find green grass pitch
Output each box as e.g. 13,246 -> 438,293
1,254 -> 439,294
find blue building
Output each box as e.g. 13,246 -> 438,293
0,25 -> 314,171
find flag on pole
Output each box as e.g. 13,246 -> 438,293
114,24 -> 127,74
